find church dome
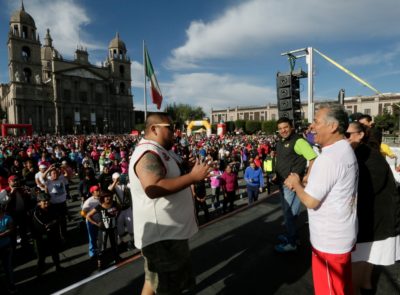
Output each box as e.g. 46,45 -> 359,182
108,33 -> 126,51
10,4 -> 36,28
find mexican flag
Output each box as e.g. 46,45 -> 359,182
144,47 -> 163,110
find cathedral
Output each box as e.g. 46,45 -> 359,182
0,3 -> 134,134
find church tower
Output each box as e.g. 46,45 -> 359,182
8,1 -> 42,84
107,33 -> 131,96
41,28 -> 61,82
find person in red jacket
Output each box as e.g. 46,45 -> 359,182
221,165 -> 238,213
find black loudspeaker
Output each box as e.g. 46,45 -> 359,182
277,75 -> 291,88
278,88 -> 290,99
279,98 -> 293,110
276,72 -> 302,126
278,110 -> 302,121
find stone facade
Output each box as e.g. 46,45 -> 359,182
0,4 -> 133,134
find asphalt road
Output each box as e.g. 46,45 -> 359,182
3,179 -> 400,295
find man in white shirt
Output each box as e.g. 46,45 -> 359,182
129,113 -> 210,295
285,104 -> 358,295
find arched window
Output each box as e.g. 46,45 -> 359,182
22,26 -> 28,39
120,82 -> 125,94
21,46 -> 31,62
119,65 -> 124,77
13,25 -> 19,36
23,68 -> 32,83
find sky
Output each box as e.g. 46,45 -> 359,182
1,0 -> 400,117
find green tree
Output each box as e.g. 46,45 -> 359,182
235,119 -> 246,131
164,103 -> 206,127
374,109 -> 396,133
262,120 -> 277,135
225,121 -> 235,132
392,103 -> 400,134
134,123 -> 145,131
245,121 -> 261,134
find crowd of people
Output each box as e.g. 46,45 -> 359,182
0,130 -> 281,293
0,108 -> 399,294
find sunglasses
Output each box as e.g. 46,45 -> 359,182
344,131 -> 359,138
154,123 -> 174,132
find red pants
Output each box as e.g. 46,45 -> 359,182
312,247 -> 353,295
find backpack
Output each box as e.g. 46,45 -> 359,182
120,186 -> 132,210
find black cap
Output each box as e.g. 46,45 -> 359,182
37,192 -> 50,202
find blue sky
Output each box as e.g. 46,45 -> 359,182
1,0 -> 400,116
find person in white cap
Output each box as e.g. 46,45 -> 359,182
35,164 -> 47,191
108,172 -> 134,250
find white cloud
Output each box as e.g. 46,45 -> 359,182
131,61 -> 145,88
167,0 -> 400,70
163,73 -> 274,111
7,0 -> 105,57
343,44 -> 400,67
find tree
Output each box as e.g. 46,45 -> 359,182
164,103 -> 206,127
135,123 -> 145,131
235,120 -> 246,131
245,121 -> 261,134
225,121 -> 235,132
262,120 -> 277,135
374,109 -> 396,133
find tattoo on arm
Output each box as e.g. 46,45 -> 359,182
142,152 -> 166,178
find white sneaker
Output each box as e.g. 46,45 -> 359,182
274,242 -> 297,253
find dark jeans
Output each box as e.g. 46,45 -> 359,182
97,228 -> 119,262
10,211 -> 30,250
266,173 -> 275,194
223,191 -> 235,212
247,186 -> 260,204
195,198 -> 210,221
52,202 -> 68,239
278,184 -> 301,245
0,245 -> 15,290
211,187 -> 221,207
34,235 -> 61,269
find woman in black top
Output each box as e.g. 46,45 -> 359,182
346,122 -> 400,294
86,190 -> 120,269
32,192 -> 63,275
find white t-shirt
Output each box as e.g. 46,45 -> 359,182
35,171 -> 46,190
305,139 -> 358,254
129,139 -> 198,249
82,196 -> 101,222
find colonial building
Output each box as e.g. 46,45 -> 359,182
0,3 -> 134,134
210,94 -> 400,124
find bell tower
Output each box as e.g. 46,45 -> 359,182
107,32 -> 131,96
8,1 -> 42,84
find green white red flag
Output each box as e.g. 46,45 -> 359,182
144,47 -> 163,110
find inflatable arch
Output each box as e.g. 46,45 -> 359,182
187,120 -> 211,137
1,124 -> 33,136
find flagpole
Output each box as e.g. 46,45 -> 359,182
143,40 -> 147,120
